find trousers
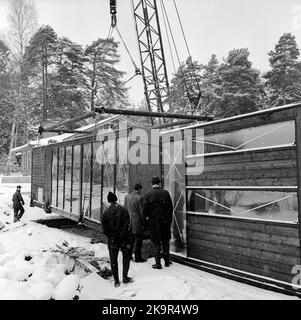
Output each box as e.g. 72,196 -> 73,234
108,240 -> 131,283
152,239 -> 170,265
130,233 -> 143,260
13,205 -> 25,222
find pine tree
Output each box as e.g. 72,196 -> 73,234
169,56 -> 203,113
200,54 -> 222,115
83,38 -> 128,110
216,48 -> 264,117
47,37 -> 87,126
264,33 -> 301,106
24,25 -> 58,122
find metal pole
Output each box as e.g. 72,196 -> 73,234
153,120 -> 195,129
43,111 -> 96,131
95,106 -> 213,121
42,129 -> 91,134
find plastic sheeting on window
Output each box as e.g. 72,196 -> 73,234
187,189 -> 298,223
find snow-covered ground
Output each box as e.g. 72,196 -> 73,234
0,183 -> 298,300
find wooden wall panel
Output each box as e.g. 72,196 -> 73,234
31,148 -> 46,201
187,214 -> 300,283
187,147 -> 297,186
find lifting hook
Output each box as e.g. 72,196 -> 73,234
110,0 -> 117,27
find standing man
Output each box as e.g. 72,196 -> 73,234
101,191 -> 133,287
12,185 -> 25,223
142,176 -> 173,269
124,183 -> 147,263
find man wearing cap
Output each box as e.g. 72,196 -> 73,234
142,176 -> 173,269
124,183 -> 147,263
101,191 -> 133,287
12,185 -> 25,223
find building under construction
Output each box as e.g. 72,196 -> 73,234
30,102 -> 301,295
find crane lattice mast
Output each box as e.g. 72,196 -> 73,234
131,0 -> 170,118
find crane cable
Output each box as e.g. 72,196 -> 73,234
114,26 -> 141,78
109,0 -> 141,85
108,25 -> 141,85
159,0 -> 193,108
172,0 -> 201,95
159,0 -> 176,75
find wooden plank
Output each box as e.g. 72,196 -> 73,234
32,149 -> 46,188
295,108 -> 301,265
188,224 -> 300,247
189,168 -> 296,181
198,159 -> 296,173
188,220 -> 299,241
187,177 -> 297,187
188,229 -> 300,257
44,149 -> 52,205
188,235 -> 299,265
187,243 -> 294,276
188,245 -> 294,283
187,147 -> 296,166
187,214 -> 299,236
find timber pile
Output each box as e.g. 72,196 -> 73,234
54,241 -> 94,259
53,241 -> 112,280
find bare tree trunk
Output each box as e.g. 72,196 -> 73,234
7,0 -> 38,149
45,51 -> 48,121
42,62 -> 46,122
9,118 -> 17,151
90,54 -> 97,110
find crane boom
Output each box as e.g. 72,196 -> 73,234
131,0 -> 170,119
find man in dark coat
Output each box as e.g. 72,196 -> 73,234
124,183 -> 147,263
101,191 -> 133,287
12,185 -> 25,223
142,176 -> 173,269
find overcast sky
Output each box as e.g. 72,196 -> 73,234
0,0 -> 300,104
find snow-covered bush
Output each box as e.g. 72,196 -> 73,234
54,275 -> 80,300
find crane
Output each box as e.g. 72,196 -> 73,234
110,0 -> 170,120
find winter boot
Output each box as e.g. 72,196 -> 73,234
152,256 -> 162,269
165,260 -> 172,267
111,264 -> 120,287
123,276 -> 134,284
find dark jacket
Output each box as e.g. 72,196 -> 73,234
142,186 -> 173,241
101,203 -> 130,244
124,191 -> 144,235
12,191 -> 24,208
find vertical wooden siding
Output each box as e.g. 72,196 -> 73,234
31,147 -> 46,201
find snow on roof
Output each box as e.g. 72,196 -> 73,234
35,133 -> 74,146
10,115 -> 145,153
69,114 -> 147,132
72,114 -> 121,132
9,144 -> 30,154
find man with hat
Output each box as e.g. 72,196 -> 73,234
101,191 -> 133,287
12,185 -> 25,222
124,182 -> 147,263
142,176 -> 173,269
